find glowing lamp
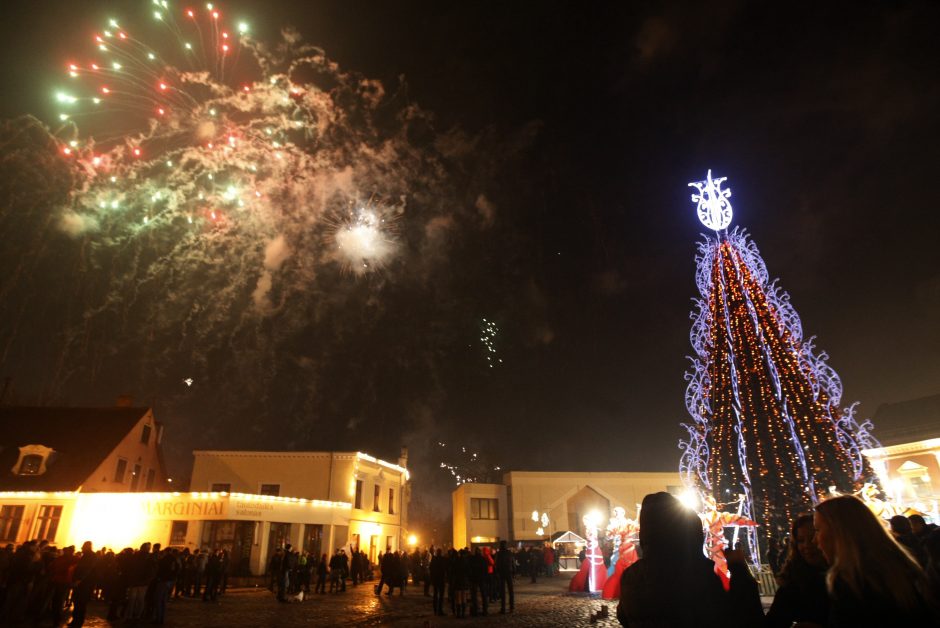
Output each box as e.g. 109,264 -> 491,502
407,534 -> 418,546
677,490 -> 700,511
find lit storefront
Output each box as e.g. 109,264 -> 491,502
0,489 -> 386,576
0,450 -> 410,576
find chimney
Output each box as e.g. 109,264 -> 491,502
398,446 -> 409,469
115,394 -> 134,408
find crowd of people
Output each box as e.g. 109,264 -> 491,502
615,491 -> 940,627
0,540 -> 230,626
3,493 -> 938,626
265,541 -> 549,618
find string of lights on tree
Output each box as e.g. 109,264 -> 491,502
678,170 -> 881,561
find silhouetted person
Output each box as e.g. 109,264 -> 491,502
495,540 -> 515,614
617,492 -> 763,627
68,542 -> 97,628
429,548 -> 446,616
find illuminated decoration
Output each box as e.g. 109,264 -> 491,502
688,169 -> 733,232
678,170 -> 881,561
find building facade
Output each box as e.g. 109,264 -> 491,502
190,450 -> 411,572
453,470 -> 682,549
0,404 -> 411,577
863,393 -> 940,521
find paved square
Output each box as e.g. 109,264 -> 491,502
80,575 -> 622,627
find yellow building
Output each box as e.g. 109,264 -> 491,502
453,470 -> 682,549
0,405 -> 411,576
0,403 -> 169,546
191,449 -> 410,571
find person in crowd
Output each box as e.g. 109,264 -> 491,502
543,542 -> 555,577
530,545 -> 542,583
220,549 -> 230,595
912,514 -> 939,543
68,541 -> 98,628
49,545 -> 78,626
268,547 -> 282,593
194,546 -> 208,597
376,547 -> 395,596
429,548 -> 446,616
328,549 -> 345,593
315,553 -> 328,594
924,528 -> 940,599
154,546 -> 180,624
765,514 -> 829,627
204,548 -> 223,602
398,550 -> 410,594
814,495 -> 940,626
125,542 -> 153,620
450,548 -> 470,617
495,540 -> 515,614
481,545 -> 496,603
617,491 -> 763,628
469,546 -> 489,616
890,514 -> 928,566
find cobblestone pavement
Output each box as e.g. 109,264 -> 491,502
80,575 -> 623,628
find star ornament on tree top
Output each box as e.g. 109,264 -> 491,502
689,170 -> 733,231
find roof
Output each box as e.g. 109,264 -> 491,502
871,394 -> 940,447
0,406 -> 150,491
551,531 -> 586,545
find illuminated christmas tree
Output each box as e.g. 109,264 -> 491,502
679,171 -> 880,561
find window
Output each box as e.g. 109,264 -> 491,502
13,445 -> 55,476
141,423 -> 152,445
386,535 -> 395,552
0,505 -> 24,542
388,488 -> 395,515
114,458 -> 128,483
211,483 -> 231,493
34,505 -> 63,542
18,454 -> 43,476
470,498 -> 499,520
260,484 -> 280,497
131,464 -> 142,491
145,468 -> 156,491
170,521 -> 188,546
373,484 -> 381,512
354,480 -> 363,509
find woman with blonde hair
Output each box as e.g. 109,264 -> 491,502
814,494 -> 940,626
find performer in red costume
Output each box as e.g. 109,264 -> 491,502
601,507 -> 640,600
568,513 -> 608,593
699,495 -> 757,590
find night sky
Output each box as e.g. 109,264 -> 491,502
1,1 -> 938,507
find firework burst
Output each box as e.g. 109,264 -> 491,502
0,0 -> 462,442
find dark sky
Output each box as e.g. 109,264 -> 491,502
1,1 -> 938,502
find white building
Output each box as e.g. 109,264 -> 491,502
453,470 -> 681,549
